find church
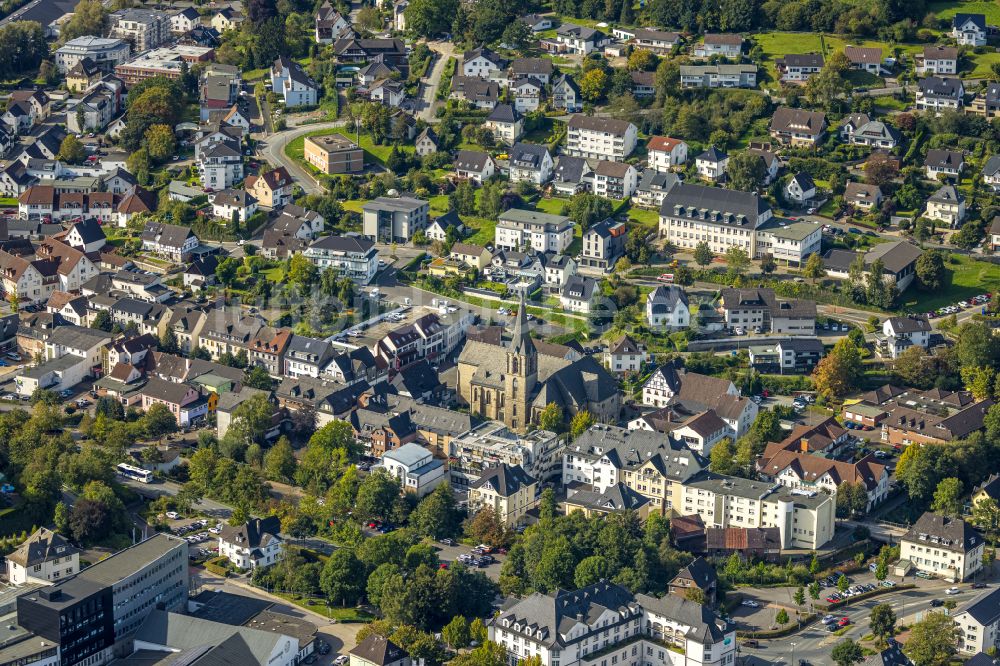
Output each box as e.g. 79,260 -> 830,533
457,296 -> 620,432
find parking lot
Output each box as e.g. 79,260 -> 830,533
432,540 -> 506,581
924,291 -> 992,320
163,516 -> 223,560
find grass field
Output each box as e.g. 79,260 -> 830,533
465,217 -> 497,245
903,254 -> 1000,312
262,267 -> 286,282
928,0 -> 1000,24
967,50 -> 1000,77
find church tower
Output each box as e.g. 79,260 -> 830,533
503,293 -> 537,431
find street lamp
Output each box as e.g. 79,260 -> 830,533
790,642 -> 797,666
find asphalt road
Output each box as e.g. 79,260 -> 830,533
739,579 -> 986,664
416,41 -> 456,122
256,121 -> 343,195
120,477 -> 233,518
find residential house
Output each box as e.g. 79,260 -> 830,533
630,28 -> 681,54
844,46 -> 884,74
495,208 -> 574,253
878,315 -> 931,359
634,170 -> 680,209
170,7 -> 200,33
953,588 -> 1000,655
925,149 -> 965,180
508,143 -> 553,185
6,528 -> 79,585
579,218 -> 626,274
916,76 -> 965,112
694,33 -> 743,59
970,82 -> 1000,119
453,150 -> 496,184
211,188 -> 258,224
141,221 -> 199,263
551,74 -> 581,112
657,183 -> 772,258
553,24 -> 608,55
647,136 -> 688,172
844,182 -> 883,210
271,57 -> 319,108
552,155 -> 593,196
952,13 -> 987,46
757,449 -> 889,513
511,57 -> 553,85
926,184 -> 966,227
785,172 -> 817,203
414,127 -> 438,157
66,57 -> 102,92
349,635 -> 410,666
679,64 -> 757,89
695,147 -> 728,181
303,233 -> 378,284
218,516 -> 283,570
646,285 -> 689,329
468,464 -> 537,526
559,275 -> 598,313
769,107 -> 827,147
140,377 -> 207,426
916,46 -> 959,75
720,287 -> 816,334
899,512 -> 983,582
314,1 -> 349,43
245,167 -> 293,208
605,334 -> 645,374
983,156 -> 1000,191
449,76 -> 500,109
850,120 -> 902,149
668,557 -> 718,606
462,46 -> 505,78
512,77 -> 544,113
776,53 -> 824,82
592,160 -> 637,199
484,104 -> 523,145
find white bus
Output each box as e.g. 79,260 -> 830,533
116,463 -> 153,484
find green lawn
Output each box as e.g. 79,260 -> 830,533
535,197 -> 570,215
928,0 -> 1000,24
262,267 -> 285,282
271,592 -> 374,622
903,254 -> 1000,312
465,217 -> 497,245
329,129 -> 413,166
428,194 -> 450,213
966,50 -> 1000,78
627,206 -> 660,231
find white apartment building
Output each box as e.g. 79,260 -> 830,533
646,285 -> 690,330
303,234 -> 378,284
495,208 -> 575,253
566,116 -> 637,161
899,512 -> 983,582
490,581 -> 737,666
647,136 -> 688,172
953,587 -> 1000,655
658,183 -> 772,258
681,472 -> 836,549
54,37 -> 130,73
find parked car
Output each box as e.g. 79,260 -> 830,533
837,617 -> 850,627
930,598 -> 944,607
946,587 -> 960,595
741,600 -> 759,608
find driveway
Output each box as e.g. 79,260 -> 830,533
416,41 -> 456,122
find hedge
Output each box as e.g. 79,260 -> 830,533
204,556 -> 231,577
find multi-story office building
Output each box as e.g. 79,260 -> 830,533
54,37 -> 130,73
16,534 -> 188,666
361,196 -> 429,243
490,580 -> 736,666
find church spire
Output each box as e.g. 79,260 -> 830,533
511,292 -> 530,352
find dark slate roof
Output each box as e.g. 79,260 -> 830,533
953,13 -> 987,31
350,635 -> 408,666
902,512 -> 981,554
566,482 -> 649,513
554,155 -> 590,183
698,146 -> 727,163
956,587 -> 1000,628
779,53 -> 824,68
486,103 -> 520,123
454,150 -> 492,172
918,76 -> 963,98
673,556 -> 717,591
510,142 -> 550,169
659,182 -> 770,227
6,528 -> 77,568
471,463 -> 536,496
926,149 -> 964,169
218,516 -> 282,549
790,172 -> 815,191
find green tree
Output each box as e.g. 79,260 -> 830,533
875,560 -> 888,581
793,586 -> 805,607
870,603 -> 896,645
809,553 -> 820,574
143,124 -> 176,163
569,410 -> 595,438
538,403 -> 563,432
724,246 -> 750,275
126,148 -> 151,185
441,615 -> 471,649
58,135 -> 86,164
808,581 -> 820,600
288,254 -> 319,288
831,639 -> 863,666
803,253 -> 826,283
411,483 -> 462,539
60,0 -> 109,42
775,608 -> 789,624
320,548 -> 365,606
709,438 -> 736,475
355,469 -> 400,522
760,253 -> 777,275
971,497 -> 1000,546
366,562 -> 400,608
574,555 -> 610,588
727,151 -> 766,192
813,337 -> 862,400
915,249 -> 946,292
694,241 -> 713,267
144,403 -> 178,438
931,477 -> 963,517
263,437 -> 296,483
903,611 -> 958,666
837,574 -> 849,593
579,68 -> 609,102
